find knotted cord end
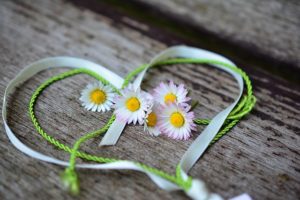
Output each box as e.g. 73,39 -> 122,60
60,168 -> 80,195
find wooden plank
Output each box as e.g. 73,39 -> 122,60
71,0 -> 300,83
130,0 -> 300,69
0,0 -> 299,200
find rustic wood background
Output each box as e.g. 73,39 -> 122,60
135,0 -> 300,70
0,0 -> 299,200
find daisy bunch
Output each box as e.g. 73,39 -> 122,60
80,80 -> 196,140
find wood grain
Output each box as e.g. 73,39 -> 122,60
0,0 -> 299,200
134,0 -> 300,69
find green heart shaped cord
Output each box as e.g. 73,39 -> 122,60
3,46 -> 256,200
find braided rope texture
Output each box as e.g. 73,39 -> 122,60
28,58 -> 256,194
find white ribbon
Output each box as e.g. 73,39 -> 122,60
101,46 -> 242,172
99,46 -> 250,199
2,48 -> 251,200
1,57 -> 179,190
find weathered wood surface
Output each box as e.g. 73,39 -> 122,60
134,0 -> 300,70
0,0 -> 299,200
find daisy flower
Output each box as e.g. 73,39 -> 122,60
153,81 -> 190,105
79,82 -> 115,112
144,103 -> 162,136
158,103 -> 196,140
114,85 -> 153,125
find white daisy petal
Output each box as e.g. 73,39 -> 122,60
144,103 -> 162,136
91,105 -> 97,112
79,82 -> 115,112
87,104 -> 94,110
114,84 -> 153,125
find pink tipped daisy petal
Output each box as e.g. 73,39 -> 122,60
153,81 -> 190,106
158,103 -> 196,140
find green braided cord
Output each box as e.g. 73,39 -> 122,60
29,58 -> 256,193
121,58 -> 255,121
28,68 -> 184,192
122,58 -> 256,144
29,69 -> 118,163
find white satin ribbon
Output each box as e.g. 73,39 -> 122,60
99,46 -> 250,199
101,46 -> 242,171
1,57 -> 179,191
2,49 -> 251,200
99,117 -> 126,146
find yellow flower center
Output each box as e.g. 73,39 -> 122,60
147,112 -> 157,127
126,97 -> 140,112
164,93 -> 177,104
170,112 -> 185,128
90,89 -> 106,104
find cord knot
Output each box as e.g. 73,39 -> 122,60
176,165 -> 223,200
60,168 -> 79,195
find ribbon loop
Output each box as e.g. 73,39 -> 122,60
2,47 -> 252,200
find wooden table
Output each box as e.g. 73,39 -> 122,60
0,0 -> 299,199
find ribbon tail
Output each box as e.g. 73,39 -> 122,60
186,179 -> 223,200
99,119 -> 126,146
229,194 -> 252,200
